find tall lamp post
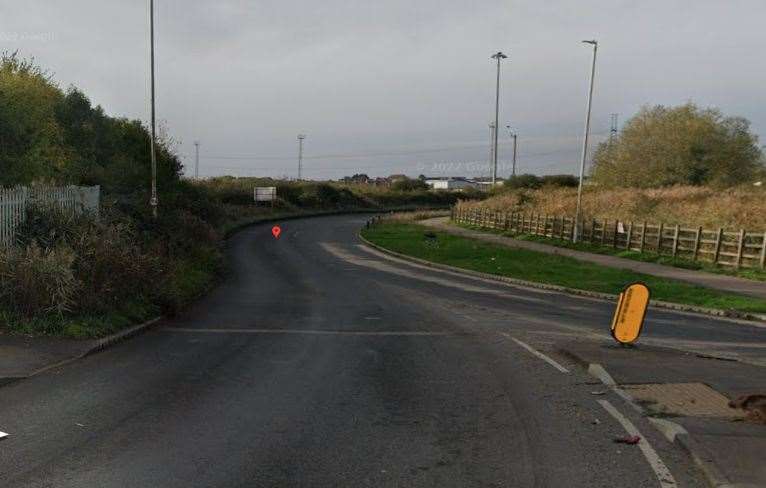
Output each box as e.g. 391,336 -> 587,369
194,141 -> 200,179
297,134 -> 306,180
573,40 -> 598,243
506,126 -> 517,177
149,0 -> 158,218
488,122 -> 495,179
490,52 -> 507,185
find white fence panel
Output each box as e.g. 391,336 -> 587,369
0,185 -> 100,246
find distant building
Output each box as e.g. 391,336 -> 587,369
424,177 -> 481,191
471,177 -> 505,189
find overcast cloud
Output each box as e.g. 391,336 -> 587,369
2,1 -> 765,179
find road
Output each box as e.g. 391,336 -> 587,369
3,214 -> 763,487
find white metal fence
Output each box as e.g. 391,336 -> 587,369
0,185 -> 100,246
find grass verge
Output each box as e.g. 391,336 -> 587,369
454,222 -> 766,282
361,221 -> 766,314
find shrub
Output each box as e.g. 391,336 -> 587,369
391,178 -> 429,192
504,174 -> 541,189
69,220 -> 159,314
540,174 -> 579,187
0,243 -> 78,318
591,103 -> 764,187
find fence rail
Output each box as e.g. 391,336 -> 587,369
0,185 -> 100,246
451,206 -> 766,269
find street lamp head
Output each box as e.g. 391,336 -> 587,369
581,40 -> 597,45
491,51 -> 508,60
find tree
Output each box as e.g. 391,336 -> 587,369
0,53 -> 183,195
591,103 -> 763,187
0,52 -> 69,185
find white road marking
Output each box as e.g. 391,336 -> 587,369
598,399 -> 678,488
163,327 -> 451,336
501,333 -> 570,373
0,431 -> 8,439
321,242 -> 546,304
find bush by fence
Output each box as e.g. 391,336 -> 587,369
452,206 -> 766,269
0,186 -> 100,246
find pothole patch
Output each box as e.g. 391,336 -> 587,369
621,382 -> 744,419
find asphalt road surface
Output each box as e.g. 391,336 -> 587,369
5,214 -> 762,487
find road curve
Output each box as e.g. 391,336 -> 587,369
0,214 -> 740,487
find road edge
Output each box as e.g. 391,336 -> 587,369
359,228 -> 738,487
0,209 -> 448,388
558,347 -> 734,488
357,229 -> 766,326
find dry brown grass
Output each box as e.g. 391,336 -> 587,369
383,210 -> 451,222
457,185 -> 766,230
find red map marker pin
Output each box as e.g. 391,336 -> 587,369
272,225 -> 282,239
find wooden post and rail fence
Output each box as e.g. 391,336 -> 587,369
451,205 -> 766,270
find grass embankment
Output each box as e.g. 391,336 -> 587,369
454,222 -> 766,282
361,221 -> 766,314
462,185 -> 766,230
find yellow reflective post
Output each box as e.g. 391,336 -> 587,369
610,282 -> 651,345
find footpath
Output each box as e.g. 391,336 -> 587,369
560,340 -> 766,488
420,217 -> 766,300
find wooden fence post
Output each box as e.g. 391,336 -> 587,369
713,228 -> 723,264
626,222 -> 633,250
590,219 -> 597,244
760,231 -> 766,269
693,227 -> 702,261
601,219 -> 607,246
640,221 -> 646,252
657,222 -> 664,254
735,229 -> 746,269
613,220 -> 619,248
672,224 -> 680,257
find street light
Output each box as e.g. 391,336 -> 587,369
491,51 -> 507,185
506,126 -> 517,177
488,122 -> 495,179
573,40 -> 598,243
149,0 -> 158,218
297,134 -> 306,180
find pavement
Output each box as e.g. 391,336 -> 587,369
0,332 -> 92,385
420,216 -> 766,300
0,214 -> 764,487
559,340 -> 766,487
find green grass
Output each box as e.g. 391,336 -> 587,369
361,221 -> 766,314
1,300 -> 159,338
454,222 -> 766,282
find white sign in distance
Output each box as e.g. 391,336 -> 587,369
254,187 -> 277,202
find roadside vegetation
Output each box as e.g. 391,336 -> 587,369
0,54 -> 472,337
453,221 -> 766,282
468,102 -> 766,230
361,220 -> 766,314
461,185 -> 766,231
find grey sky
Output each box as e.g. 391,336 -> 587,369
3,1 -> 765,179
